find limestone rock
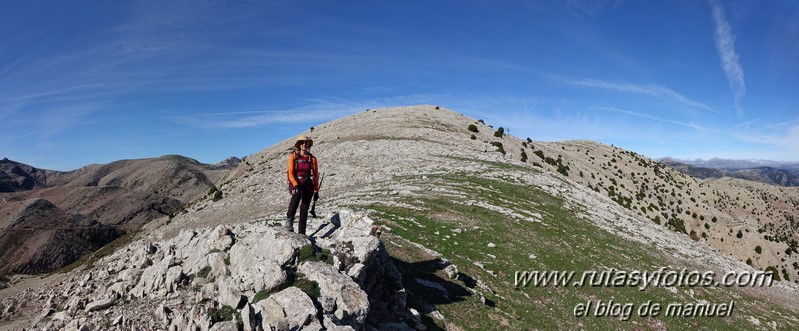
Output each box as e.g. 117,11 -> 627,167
210,320 -> 239,331
299,261 -> 369,328
84,297 -> 115,312
268,286 -> 318,330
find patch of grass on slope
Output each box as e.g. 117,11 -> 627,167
361,174 -> 797,330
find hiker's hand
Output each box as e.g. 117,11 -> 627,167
313,192 -> 319,201
290,187 -> 298,195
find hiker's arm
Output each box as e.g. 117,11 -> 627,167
312,156 -> 319,192
287,153 -> 299,188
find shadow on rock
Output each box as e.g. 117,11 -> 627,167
391,257 -> 473,329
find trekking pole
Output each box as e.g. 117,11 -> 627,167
309,172 -> 325,218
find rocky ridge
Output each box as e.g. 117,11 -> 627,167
162,105 -> 798,284
0,209 -> 408,330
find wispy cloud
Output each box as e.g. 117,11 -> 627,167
709,0 -> 746,115
172,107 -> 356,129
171,95 -> 448,129
564,0 -> 623,18
565,78 -> 717,113
0,0 -> 291,145
591,106 -> 707,130
728,118 -> 799,159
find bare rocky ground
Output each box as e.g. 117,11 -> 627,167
1,105 -> 798,330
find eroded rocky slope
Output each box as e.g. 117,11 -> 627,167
0,210 -> 408,330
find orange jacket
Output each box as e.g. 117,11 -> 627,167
288,152 -> 319,192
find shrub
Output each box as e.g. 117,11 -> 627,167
470,134 -> 476,140
668,217 -> 687,234
557,164 -> 569,176
494,127 -> 504,137
765,266 -> 781,281
755,245 -> 762,254
297,244 -> 333,265
736,231 -> 743,239
491,142 -> 505,155
467,124 -> 479,133
196,266 -> 212,278
520,150 -> 527,162
212,190 -> 223,202
478,119 -> 485,124
295,273 -> 321,299
209,305 -> 235,324
533,150 -> 545,160
253,289 -> 270,303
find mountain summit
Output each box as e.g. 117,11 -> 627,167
1,105 -> 798,330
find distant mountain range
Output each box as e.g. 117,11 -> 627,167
660,157 -> 799,187
0,156 -> 238,274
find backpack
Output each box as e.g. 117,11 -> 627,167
287,149 -> 314,193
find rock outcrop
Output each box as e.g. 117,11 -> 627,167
0,209 -> 410,330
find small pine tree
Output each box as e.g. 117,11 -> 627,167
467,124 -> 479,133
494,127 -> 504,137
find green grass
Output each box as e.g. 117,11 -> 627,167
353,173 -> 798,330
297,244 -> 333,265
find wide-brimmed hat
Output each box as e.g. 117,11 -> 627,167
294,135 -> 313,148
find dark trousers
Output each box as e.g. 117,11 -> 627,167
287,180 -> 314,235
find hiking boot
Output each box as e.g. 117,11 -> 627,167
283,218 -> 294,232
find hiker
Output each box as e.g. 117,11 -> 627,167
285,135 -> 319,235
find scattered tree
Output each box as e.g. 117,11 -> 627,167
494,127 -> 505,137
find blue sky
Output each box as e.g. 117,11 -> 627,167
2,0 -> 798,171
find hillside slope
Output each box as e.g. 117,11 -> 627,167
531,141 -> 799,283
2,105 -> 797,330
156,105 -> 799,329
0,156 -> 230,274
